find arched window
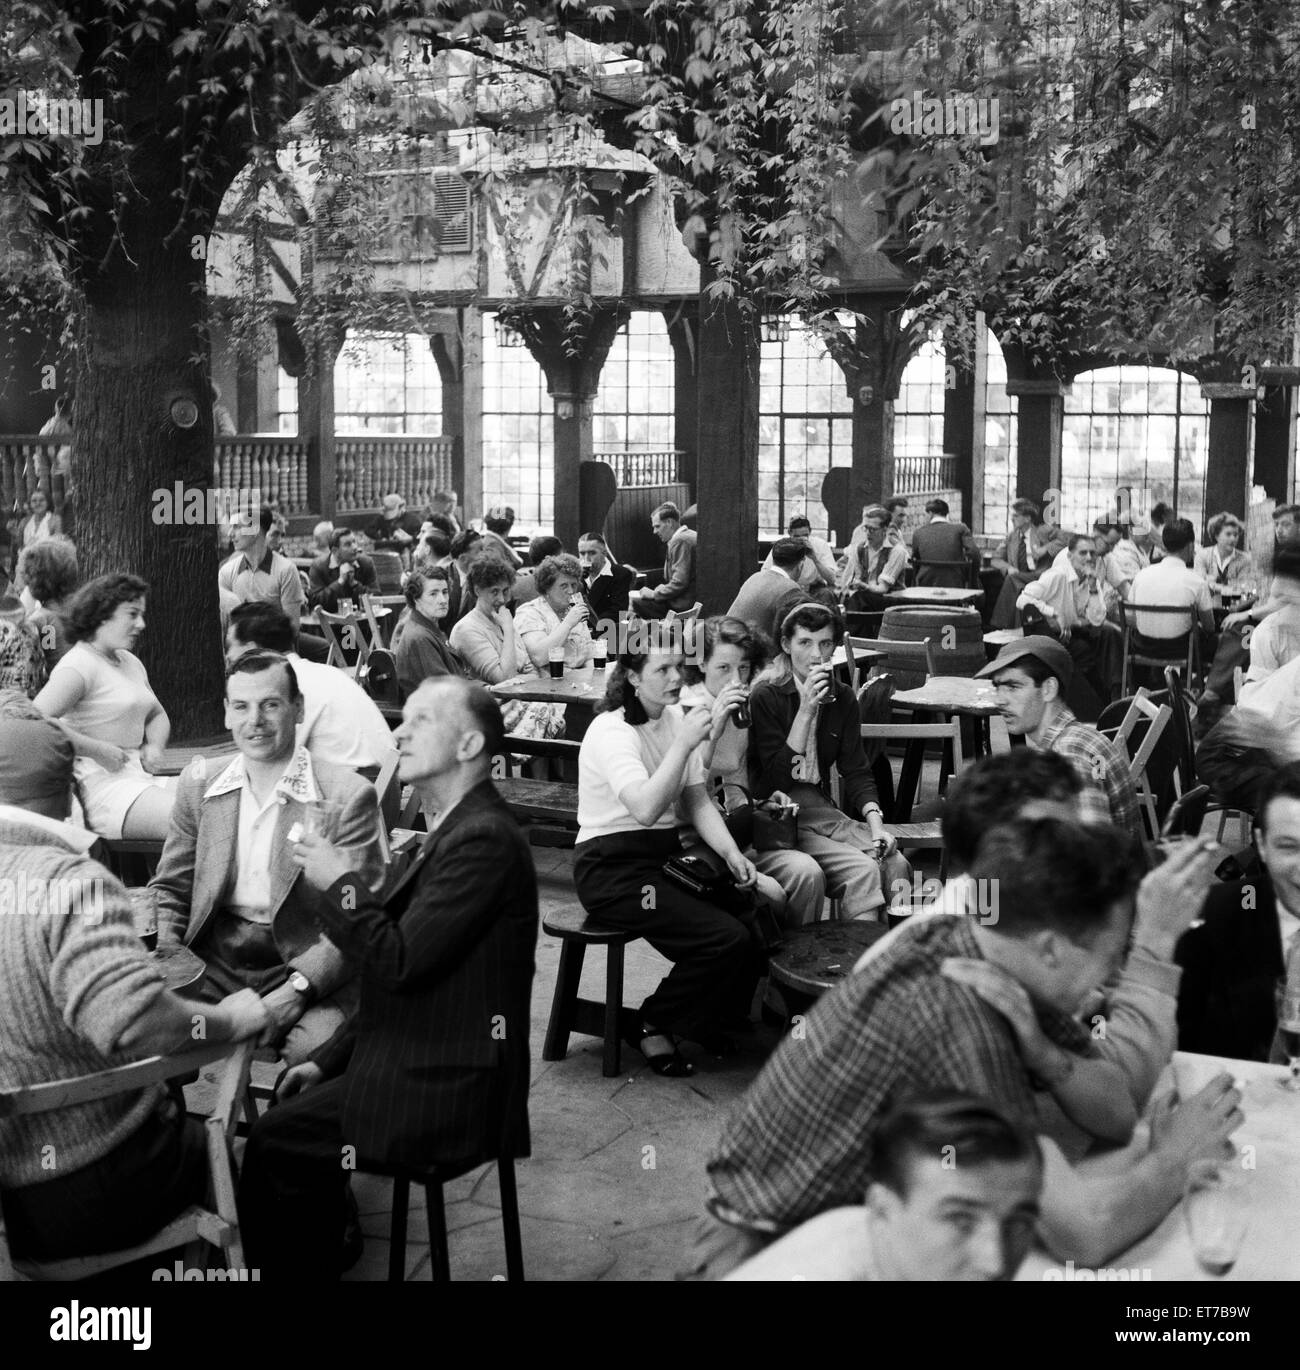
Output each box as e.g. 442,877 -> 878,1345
482,311 -> 552,529
333,330 -> 442,433
592,313 -> 675,454
1062,367 -> 1209,534
759,319 -> 853,539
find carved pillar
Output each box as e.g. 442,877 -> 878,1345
1003,364 -> 1066,509
662,304 -> 700,494
430,322 -> 465,500
942,333 -> 977,530
515,306 -> 630,550
298,327 -> 344,520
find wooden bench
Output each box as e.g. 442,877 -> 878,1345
495,778 -> 579,848
541,906 -> 636,1077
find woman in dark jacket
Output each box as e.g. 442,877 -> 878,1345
394,568 -> 468,700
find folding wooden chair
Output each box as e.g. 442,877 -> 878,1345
314,606 -> 372,677
1119,602 -> 1199,695
860,717 -> 964,875
0,1041 -> 254,1280
1102,689 -> 1173,845
361,592 -> 406,649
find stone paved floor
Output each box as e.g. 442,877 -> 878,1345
340,845 -> 784,1282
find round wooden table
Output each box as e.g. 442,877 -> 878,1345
768,920 -> 890,1013
884,586 -> 984,608
889,676 -> 1001,819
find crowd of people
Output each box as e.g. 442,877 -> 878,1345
1,475 -> 1296,1284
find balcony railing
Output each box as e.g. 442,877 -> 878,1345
893,453 -> 958,495
335,435 -> 455,513
592,450 -> 683,488
215,437 -> 311,513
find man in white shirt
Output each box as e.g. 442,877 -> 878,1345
763,515 -> 838,588
1128,518 -> 1217,646
727,1093 -> 1043,1281
225,603 -> 396,773
1241,546 -> 1300,696
1016,534 -> 1123,705
840,506 -> 909,610
1196,649 -> 1300,812
150,652 -> 385,1065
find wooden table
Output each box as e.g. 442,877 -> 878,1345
889,676 -> 1001,820
831,644 -> 885,682
490,668 -> 609,740
1019,1052 -> 1300,1281
154,741 -> 238,778
884,586 -> 984,608
768,921 -> 890,1015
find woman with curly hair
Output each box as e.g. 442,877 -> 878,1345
33,573 -> 175,840
450,550 -> 563,743
573,634 -> 766,1076
514,552 -> 593,672
18,535 -> 78,671
1194,511 -> 1254,590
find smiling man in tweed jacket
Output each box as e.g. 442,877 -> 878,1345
149,652 -> 383,1066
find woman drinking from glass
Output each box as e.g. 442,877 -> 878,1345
574,637 -> 766,1077
679,616 -> 826,927
515,552 -> 593,674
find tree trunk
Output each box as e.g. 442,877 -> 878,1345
72,225 -> 226,739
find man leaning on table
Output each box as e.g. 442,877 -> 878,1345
149,652 -> 385,1067
688,815 -> 1243,1279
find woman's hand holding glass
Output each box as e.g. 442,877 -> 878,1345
709,683 -> 748,740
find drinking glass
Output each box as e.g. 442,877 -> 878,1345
303,799 -> 341,841
547,646 -> 566,680
1274,980 -> 1300,1091
127,887 -> 158,952
1183,1160 -> 1249,1277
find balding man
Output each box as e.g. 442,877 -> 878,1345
239,677 -> 539,1280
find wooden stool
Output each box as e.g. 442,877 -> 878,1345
541,907 -> 636,1077
373,1155 -> 524,1282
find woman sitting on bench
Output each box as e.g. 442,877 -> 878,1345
572,631 -> 767,1077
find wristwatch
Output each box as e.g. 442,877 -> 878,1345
286,969 -> 316,1005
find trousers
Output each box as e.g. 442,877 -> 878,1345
573,831 -> 764,1039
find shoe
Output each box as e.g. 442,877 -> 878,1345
625,1022 -> 694,1077
688,1026 -> 742,1057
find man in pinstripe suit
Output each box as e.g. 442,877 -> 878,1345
238,677 -> 538,1280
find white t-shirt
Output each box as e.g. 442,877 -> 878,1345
576,705 -> 706,842
1129,558 -> 1212,638
288,653 -> 397,771
49,643 -> 158,749
726,1208 -> 878,1281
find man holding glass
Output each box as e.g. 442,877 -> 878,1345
149,651 -> 384,1065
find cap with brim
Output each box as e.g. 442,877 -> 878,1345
975,634 -> 1074,689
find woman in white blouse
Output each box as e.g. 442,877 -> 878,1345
1194,512 -> 1254,590
33,573 -> 175,840
449,550 -> 563,742
514,552 -> 593,672
573,640 -> 765,1077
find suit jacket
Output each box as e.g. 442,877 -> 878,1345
1175,874 -> 1284,1063
150,749 -> 384,999
994,523 -> 1068,575
910,520 -> 977,588
307,553 -> 377,611
727,569 -> 807,645
309,780 -> 538,1167
585,562 -> 635,621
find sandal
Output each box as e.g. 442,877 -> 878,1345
626,1022 -> 694,1077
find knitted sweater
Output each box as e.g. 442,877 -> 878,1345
0,815 -> 166,1188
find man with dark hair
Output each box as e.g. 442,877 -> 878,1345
226,603 -> 395,772
578,531 -> 634,622
149,653 -> 385,1066
910,497 -> 978,589
977,635 -> 1139,834
883,496 -> 909,545
307,527 -> 377,612
989,497 -> 1069,629
513,534 -> 564,607
1177,762 -> 1300,1062
763,515 -> 837,588
727,1092 -> 1044,1281
218,504 -> 306,636
632,501 -> 697,619
726,538 -> 810,643
690,815 -> 1242,1278
447,528 -> 484,626
1129,517 -> 1217,664
239,677 -> 537,1280
481,505 -> 524,570
1017,534 -> 1123,710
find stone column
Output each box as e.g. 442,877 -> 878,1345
1004,375 -> 1066,510
1201,381 -> 1255,519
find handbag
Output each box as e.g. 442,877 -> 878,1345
661,854 -> 785,955
716,782 -> 798,853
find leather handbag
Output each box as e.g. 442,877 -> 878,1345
716,783 -> 798,853
661,854 -> 785,955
